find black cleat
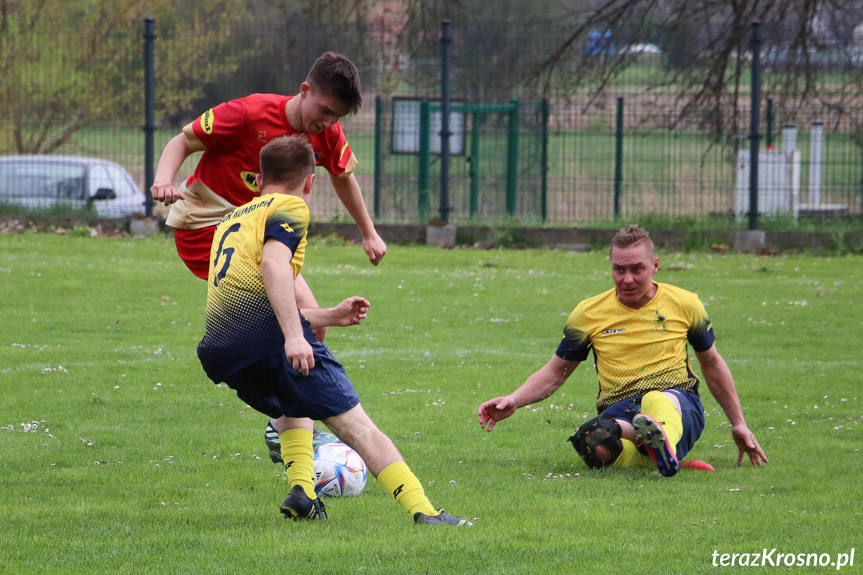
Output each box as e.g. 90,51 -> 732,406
413,509 -> 473,526
280,485 -> 327,521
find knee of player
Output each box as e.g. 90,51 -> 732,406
568,415 -> 624,468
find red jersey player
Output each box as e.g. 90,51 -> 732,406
151,52 -> 385,324
151,53 -> 385,453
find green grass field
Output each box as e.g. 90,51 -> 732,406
1,233 -> 860,574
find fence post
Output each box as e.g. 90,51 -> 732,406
374,96 -> 382,219
540,98 -> 549,222
469,111 -> 481,218
439,20 -> 452,223
748,21 -> 763,231
506,99 -> 519,217
143,18 -> 156,218
418,99 -> 430,222
766,98 -> 773,149
614,97 -> 623,220
808,119 -> 824,208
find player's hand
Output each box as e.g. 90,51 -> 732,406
731,424 -> 768,467
362,231 -> 387,266
284,336 -> 315,376
150,181 -> 185,206
332,296 -> 370,327
478,396 -> 518,432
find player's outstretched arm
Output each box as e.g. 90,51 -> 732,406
478,355 -> 580,432
329,173 -> 387,265
695,345 -> 768,467
261,239 -> 314,376
150,132 -> 205,205
301,296 -> 370,329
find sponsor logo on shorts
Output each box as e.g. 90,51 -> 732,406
201,109 -> 214,134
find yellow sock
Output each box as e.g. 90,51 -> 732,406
378,461 -> 437,516
279,429 -> 316,499
611,439 -> 654,468
640,391 -> 683,448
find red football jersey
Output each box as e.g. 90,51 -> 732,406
185,93 -> 355,208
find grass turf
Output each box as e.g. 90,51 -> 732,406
0,233 -> 860,574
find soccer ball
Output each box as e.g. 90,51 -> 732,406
313,442 -> 367,497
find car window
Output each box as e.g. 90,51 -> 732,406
88,164 -> 113,197
104,164 -> 138,197
0,162 -> 86,199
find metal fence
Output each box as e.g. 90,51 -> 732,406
347,95 -> 862,225
1,19 -> 861,224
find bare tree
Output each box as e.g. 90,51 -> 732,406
0,0 -> 250,154
534,0 -> 863,134
388,0 -> 863,134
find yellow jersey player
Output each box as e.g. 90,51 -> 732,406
152,53 -> 384,471
198,135 -> 472,525
478,224 -> 768,476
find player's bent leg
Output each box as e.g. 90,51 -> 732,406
295,272 -> 327,343
569,415 -> 626,468
322,404 -> 403,477
322,405 -> 472,526
633,390 -> 684,477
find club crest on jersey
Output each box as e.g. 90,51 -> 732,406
201,109 -> 215,134
240,171 -> 261,192
651,310 -> 668,332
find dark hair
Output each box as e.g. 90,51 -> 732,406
306,52 -> 363,115
259,135 -> 315,190
609,224 -> 654,257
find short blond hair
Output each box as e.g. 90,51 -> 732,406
609,224 -> 654,258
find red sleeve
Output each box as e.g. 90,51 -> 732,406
191,98 -> 249,153
314,123 -> 353,177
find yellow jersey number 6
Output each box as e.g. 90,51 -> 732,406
212,223 -> 241,287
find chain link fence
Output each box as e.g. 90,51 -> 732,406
2,19 -> 861,224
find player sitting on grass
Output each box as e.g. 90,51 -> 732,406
197,135 -> 472,525
477,225 -> 768,476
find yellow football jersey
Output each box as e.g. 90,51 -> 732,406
556,283 -> 715,412
198,193 -> 309,383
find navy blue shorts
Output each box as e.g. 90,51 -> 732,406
600,388 -> 705,460
223,339 -> 360,421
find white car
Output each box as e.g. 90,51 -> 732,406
0,155 -> 145,218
